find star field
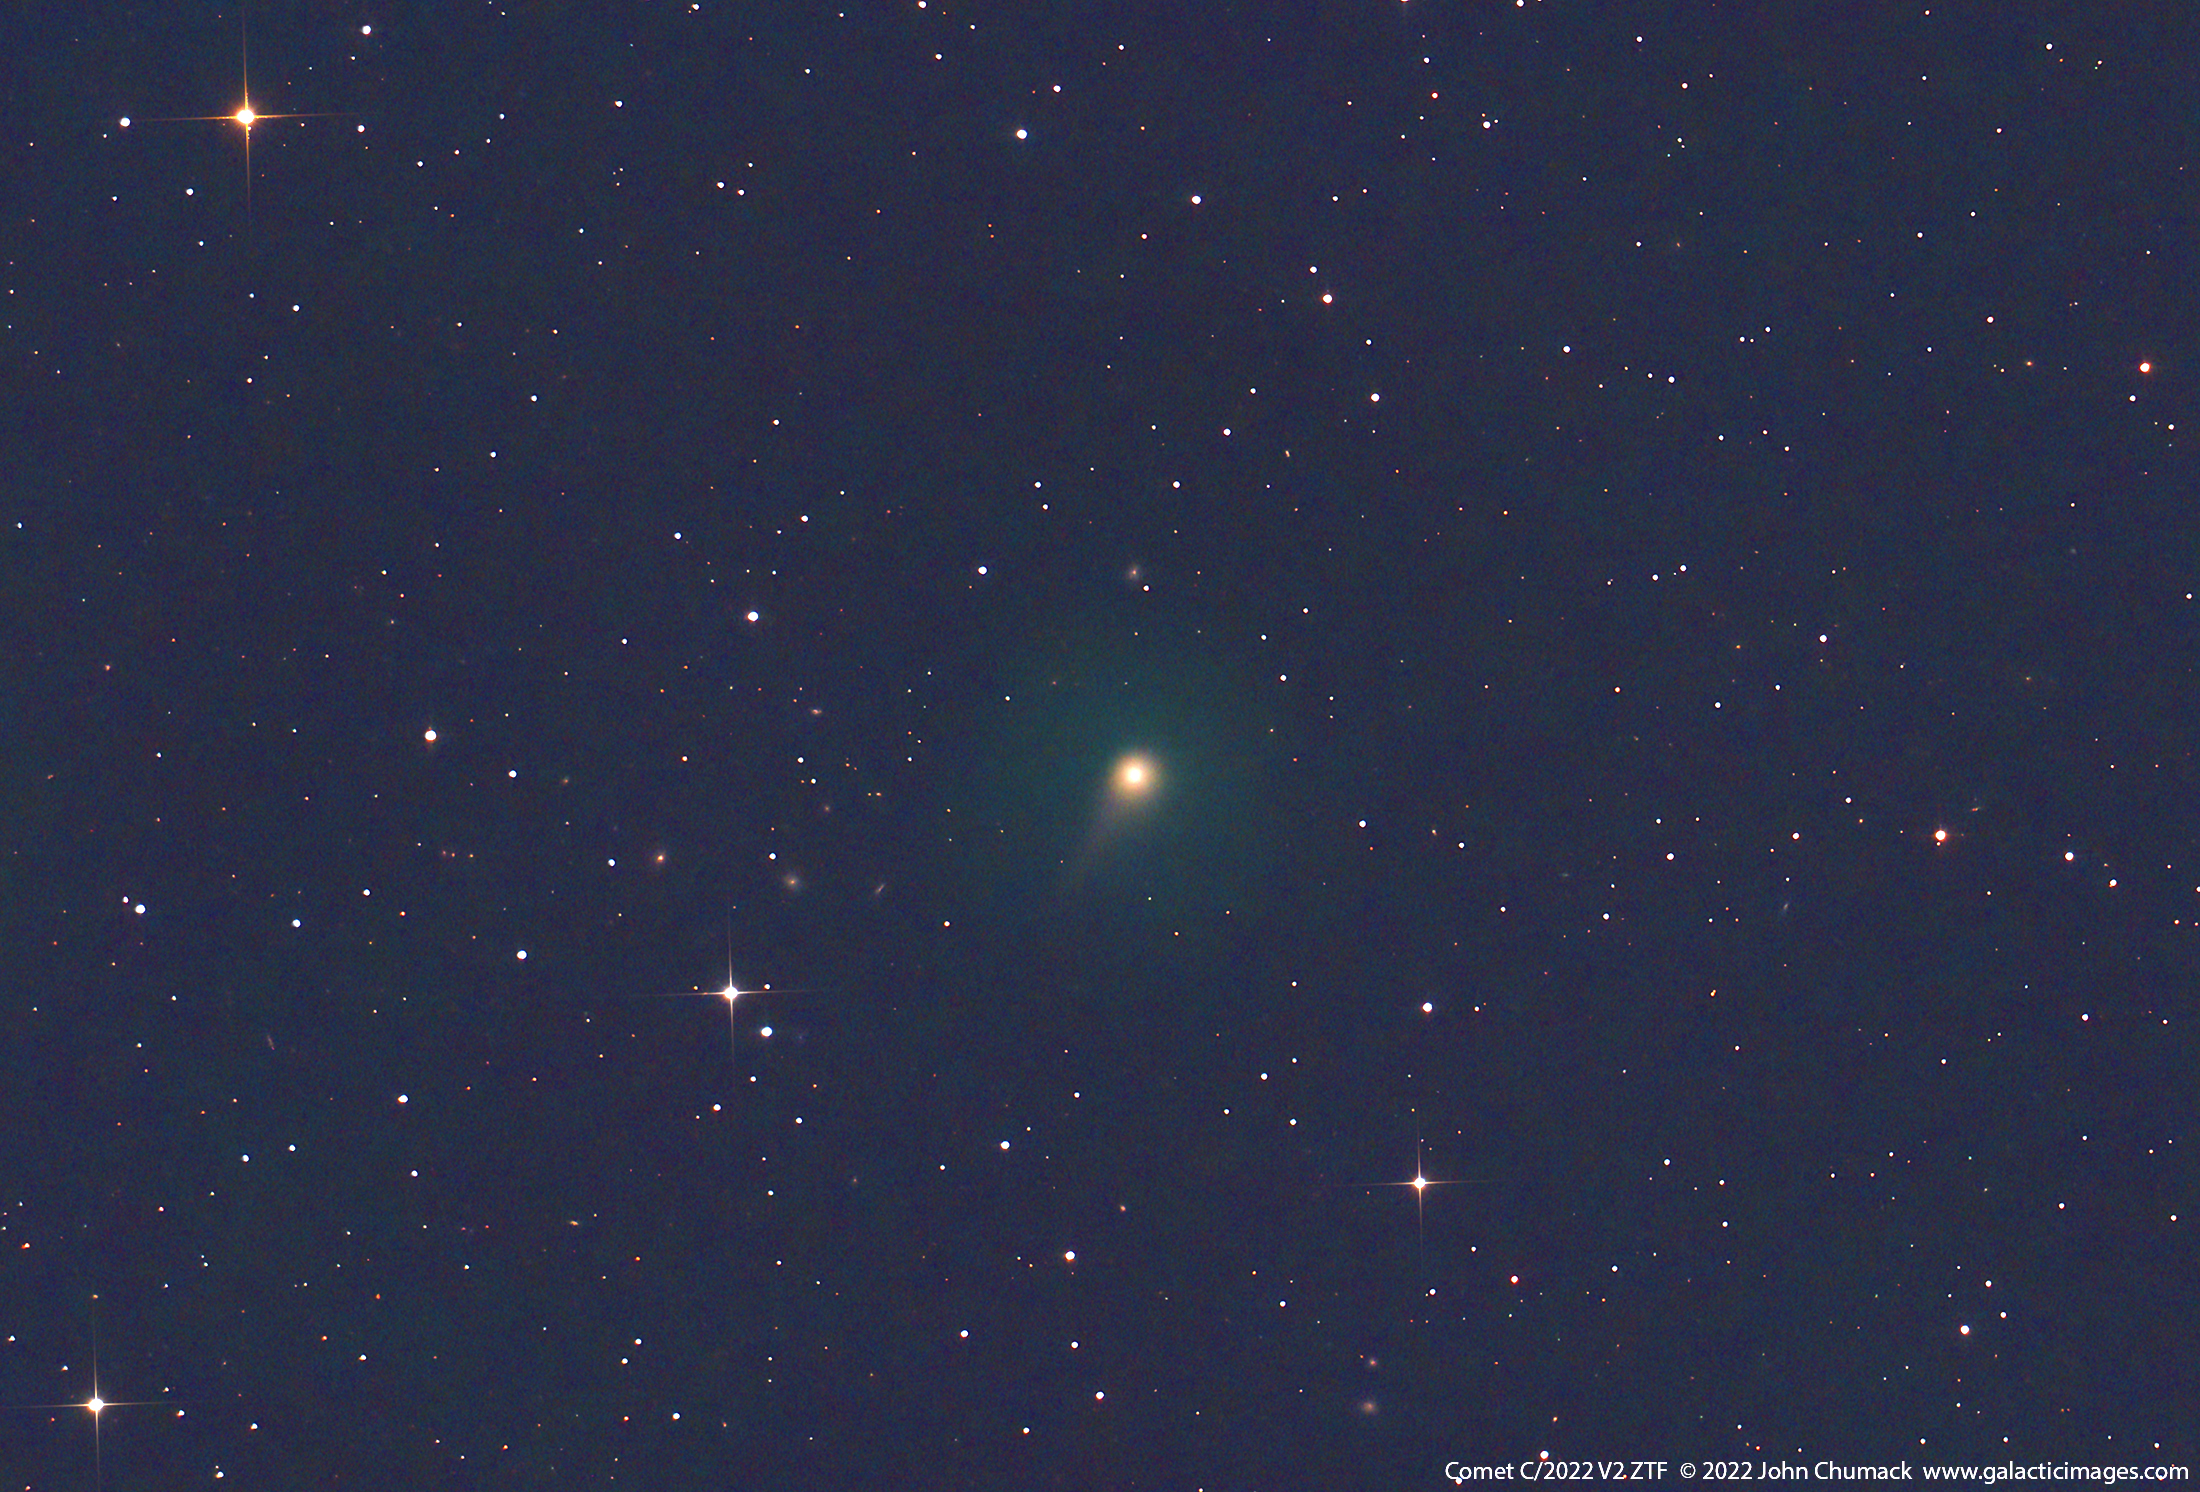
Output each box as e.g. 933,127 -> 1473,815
3,1 -> 2193,1485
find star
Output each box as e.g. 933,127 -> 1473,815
1365,1132 -> 1490,1291
120,5 -> 348,217
8,1297 -> 169,1492
639,910 -> 821,1077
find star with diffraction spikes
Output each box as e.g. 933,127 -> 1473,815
1365,1131 -> 1491,1299
636,910 -> 825,1079
5,1296 -> 171,1492
118,4 -> 351,219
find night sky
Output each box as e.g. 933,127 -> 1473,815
5,1 -> 2195,1486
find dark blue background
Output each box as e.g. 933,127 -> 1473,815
2,1 -> 2191,1484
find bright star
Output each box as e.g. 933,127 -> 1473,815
1366,1130 -> 1492,1289
1371,1138 -> 1455,1230
124,6 -> 349,217
7,1297 -> 169,1492
637,911 -> 821,1076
